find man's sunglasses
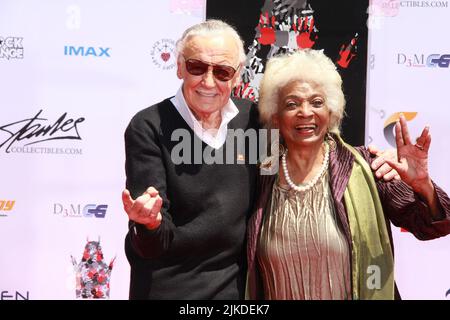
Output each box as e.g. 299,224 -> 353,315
184,58 -> 238,82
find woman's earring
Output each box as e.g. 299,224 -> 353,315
269,139 -> 286,158
279,143 -> 286,157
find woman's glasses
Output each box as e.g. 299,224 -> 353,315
184,58 -> 238,82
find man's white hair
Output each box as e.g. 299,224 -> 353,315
176,19 -> 246,66
259,49 -> 346,134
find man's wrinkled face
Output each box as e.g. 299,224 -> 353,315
177,33 -> 241,118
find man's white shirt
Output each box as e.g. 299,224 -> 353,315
170,87 -> 239,149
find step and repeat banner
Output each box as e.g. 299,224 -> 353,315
0,0 -> 204,300
1,0 -> 449,300
366,0 -> 450,299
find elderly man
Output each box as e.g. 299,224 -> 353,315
122,20 -> 258,300
121,19 -> 396,300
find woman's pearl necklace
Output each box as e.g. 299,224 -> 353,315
281,142 -> 330,192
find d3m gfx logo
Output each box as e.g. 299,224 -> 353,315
53,204 -> 108,218
64,46 -> 110,58
397,53 -> 450,68
383,112 -> 417,147
150,38 -> 176,70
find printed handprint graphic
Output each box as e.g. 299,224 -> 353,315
257,12 -> 277,45
236,0 -> 316,102
209,0 -> 367,145
295,15 -> 318,48
233,40 -> 265,101
71,239 -> 115,299
232,0 -> 360,102
337,33 -> 358,69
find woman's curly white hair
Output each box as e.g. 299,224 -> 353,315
258,49 -> 346,135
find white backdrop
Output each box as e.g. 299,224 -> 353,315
1,0 -> 449,300
366,0 -> 450,299
0,0 -> 204,300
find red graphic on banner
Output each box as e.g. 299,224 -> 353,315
337,34 -> 358,68
295,16 -> 317,48
230,1 -> 361,102
233,82 -> 256,101
257,12 -> 276,45
72,239 -> 115,299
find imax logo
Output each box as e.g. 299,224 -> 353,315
64,46 -> 110,57
53,204 -> 108,218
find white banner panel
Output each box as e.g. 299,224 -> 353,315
0,0 -> 205,299
2,0 -> 448,300
367,0 -> 450,299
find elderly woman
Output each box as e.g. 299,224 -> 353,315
247,49 -> 450,300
